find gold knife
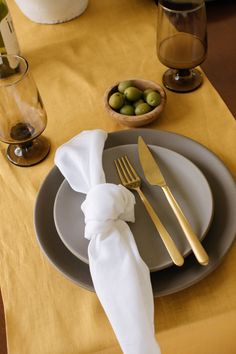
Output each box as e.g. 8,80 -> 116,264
138,136 -> 209,266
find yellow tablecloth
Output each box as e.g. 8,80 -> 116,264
1,0 -> 236,353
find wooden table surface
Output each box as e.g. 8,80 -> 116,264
0,1 -> 235,353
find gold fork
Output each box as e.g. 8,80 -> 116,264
114,155 -> 184,267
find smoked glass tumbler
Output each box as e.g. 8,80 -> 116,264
156,0 -> 207,92
0,54 -> 50,166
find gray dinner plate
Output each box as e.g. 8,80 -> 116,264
34,129 -> 236,297
53,145 -> 213,271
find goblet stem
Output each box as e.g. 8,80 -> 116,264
176,69 -> 192,79
14,141 -> 33,157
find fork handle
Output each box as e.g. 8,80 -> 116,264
162,186 -> 209,266
136,187 -> 184,267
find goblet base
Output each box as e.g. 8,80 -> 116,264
7,135 -> 50,167
162,68 -> 203,93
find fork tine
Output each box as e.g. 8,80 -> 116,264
114,158 -> 128,185
123,155 -> 139,180
121,156 -> 134,182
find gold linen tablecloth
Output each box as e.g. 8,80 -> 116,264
1,0 -> 236,353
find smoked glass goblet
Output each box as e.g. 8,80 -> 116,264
0,54 -> 50,166
156,0 -> 207,92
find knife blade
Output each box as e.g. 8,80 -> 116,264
138,136 -> 209,266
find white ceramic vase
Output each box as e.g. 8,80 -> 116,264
14,0 -> 89,24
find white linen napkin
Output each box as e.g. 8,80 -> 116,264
55,129 -> 161,354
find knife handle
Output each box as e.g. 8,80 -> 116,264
162,186 -> 209,266
136,187 -> 184,267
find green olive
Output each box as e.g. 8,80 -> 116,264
143,88 -> 153,100
124,86 -> 142,102
108,92 -> 125,110
118,80 -> 133,93
135,102 -> 152,115
133,99 -> 145,108
146,91 -> 161,107
120,104 -> 135,115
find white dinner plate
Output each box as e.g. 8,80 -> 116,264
53,144 -> 213,271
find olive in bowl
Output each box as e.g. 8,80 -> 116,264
104,78 -> 166,127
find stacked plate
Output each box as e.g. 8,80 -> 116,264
34,129 -> 236,297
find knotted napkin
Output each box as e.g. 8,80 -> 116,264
55,129 -> 161,354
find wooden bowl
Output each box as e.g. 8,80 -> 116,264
104,78 -> 166,127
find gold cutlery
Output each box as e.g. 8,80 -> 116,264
138,136 -> 209,266
114,155 -> 184,267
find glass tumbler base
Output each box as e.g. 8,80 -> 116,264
162,68 -> 203,93
7,135 -> 50,167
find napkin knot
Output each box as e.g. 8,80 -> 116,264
81,183 -> 135,240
